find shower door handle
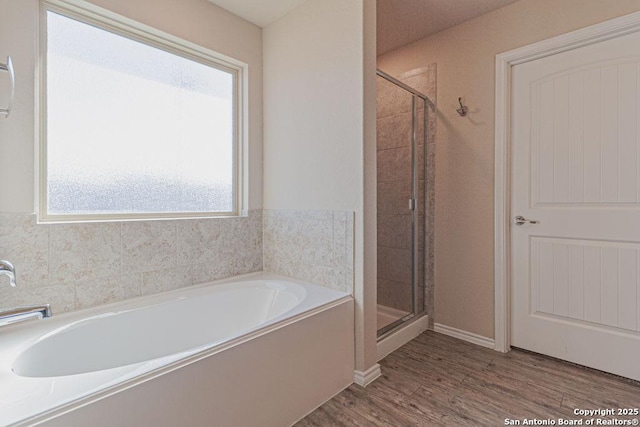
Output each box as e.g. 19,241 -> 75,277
513,215 -> 539,226
0,56 -> 15,118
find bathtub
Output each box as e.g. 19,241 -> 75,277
0,272 -> 354,427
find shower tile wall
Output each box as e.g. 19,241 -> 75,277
377,64 -> 436,321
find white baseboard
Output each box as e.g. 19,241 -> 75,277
434,323 -> 495,349
377,315 -> 429,361
353,364 -> 381,387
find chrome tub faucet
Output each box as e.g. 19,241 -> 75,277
0,259 -> 16,287
1,260 -> 53,326
0,305 -> 53,325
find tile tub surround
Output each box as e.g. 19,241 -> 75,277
376,64 -> 436,321
263,210 -> 354,294
0,211 -> 263,314
0,208 -> 355,314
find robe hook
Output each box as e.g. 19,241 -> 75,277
456,97 -> 468,117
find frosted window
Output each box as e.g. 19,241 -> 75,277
45,11 -> 236,216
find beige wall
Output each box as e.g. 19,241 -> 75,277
263,0 -> 378,372
0,0 -> 263,212
263,0 -> 363,213
0,0 -> 37,212
377,0 -> 640,338
362,0 -> 379,373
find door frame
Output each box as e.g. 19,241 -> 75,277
494,11 -> 640,353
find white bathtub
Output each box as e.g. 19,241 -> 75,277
0,272 -> 354,427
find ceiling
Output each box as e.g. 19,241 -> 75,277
207,0 -> 520,54
206,0 -> 308,28
377,0 -> 520,55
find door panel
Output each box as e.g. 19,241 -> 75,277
529,237 -> 640,332
511,29 -> 640,381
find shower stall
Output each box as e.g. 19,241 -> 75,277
376,68 -> 433,340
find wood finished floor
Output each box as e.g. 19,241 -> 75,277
296,331 -> 640,426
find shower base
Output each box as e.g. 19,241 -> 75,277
377,304 -> 409,330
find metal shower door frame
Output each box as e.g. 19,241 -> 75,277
376,69 -> 429,339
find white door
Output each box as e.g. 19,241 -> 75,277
511,28 -> 640,381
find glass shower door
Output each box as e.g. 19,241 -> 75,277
376,71 -> 426,338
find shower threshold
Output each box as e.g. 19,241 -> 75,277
377,304 -> 410,331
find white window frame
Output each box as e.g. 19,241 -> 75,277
37,0 -> 248,222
